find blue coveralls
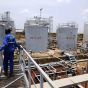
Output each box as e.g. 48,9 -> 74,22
0,33 -> 18,74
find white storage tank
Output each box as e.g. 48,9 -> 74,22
56,23 -> 78,51
0,24 -> 5,66
83,22 -> 88,43
25,25 -> 48,52
0,24 -> 5,46
1,11 -> 15,35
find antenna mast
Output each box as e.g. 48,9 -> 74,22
40,8 -> 43,18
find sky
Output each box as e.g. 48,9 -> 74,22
0,0 -> 88,33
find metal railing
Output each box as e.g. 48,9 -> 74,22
2,45 -> 88,88
20,45 -> 58,88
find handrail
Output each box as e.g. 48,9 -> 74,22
4,74 -> 24,88
20,45 -> 58,88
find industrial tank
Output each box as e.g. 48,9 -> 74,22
1,11 -> 15,35
0,11 -> 15,46
56,23 -> 78,51
0,24 -> 5,66
83,22 -> 88,43
0,25 -> 5,46
25,25 -> 48,52
24,17 -> 52,52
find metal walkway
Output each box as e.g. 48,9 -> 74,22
31,74 -> 88,88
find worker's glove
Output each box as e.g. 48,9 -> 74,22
17,43 -> 23,50
18,45 -> 23,50
20,47 -> 23,50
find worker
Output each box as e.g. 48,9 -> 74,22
0,28 -> 20,77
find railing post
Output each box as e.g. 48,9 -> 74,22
28,58 -> 31,88
87,61 -> 88,73
19,49 -> 22,65
40,73 -> 44,88
20,49 -> 29,88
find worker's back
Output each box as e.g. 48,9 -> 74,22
4,33 -> 16,52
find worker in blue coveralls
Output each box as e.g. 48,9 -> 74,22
0,28 -> 20,77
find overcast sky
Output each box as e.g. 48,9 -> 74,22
0,0 -> 88,33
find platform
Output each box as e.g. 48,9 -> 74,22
31,74 -> 88,88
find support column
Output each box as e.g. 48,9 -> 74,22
28,58 -> 31,88
40,73 -> 43,88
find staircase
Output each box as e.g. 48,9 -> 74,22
0,51 -> 25,88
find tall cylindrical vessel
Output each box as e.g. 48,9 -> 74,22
56,23 -> 78,51
83,22 -> 88,43
0,24 -> 5,46
25,25 -> 48,52
1,11 -> 15,35
0,24 -> 5,66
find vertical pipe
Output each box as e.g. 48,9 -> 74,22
87,61 -> 88,73
40,8 -> 43,18
40,73 -> 43,88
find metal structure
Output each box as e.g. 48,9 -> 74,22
19,46 -> 88,88
20,45 -> 58,88
1,45 -> 88,88
64,53 -> 77,65
31,74 -> 88,88
56,23 -> 78,51
3,46 -> 58,88
24,16 -> 53,52
24,16 -> 53,33
0,11 -> 15,35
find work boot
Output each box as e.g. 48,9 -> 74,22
4,72 -> 8,77
9,73 -> 14,77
